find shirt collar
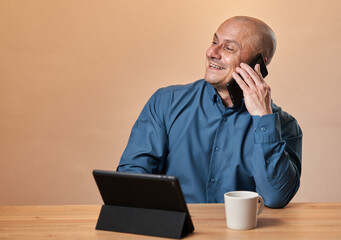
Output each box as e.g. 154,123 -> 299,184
205,81 -> 219,103
204,80 -> 246,111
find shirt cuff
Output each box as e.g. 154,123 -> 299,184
252,113 -> 282,144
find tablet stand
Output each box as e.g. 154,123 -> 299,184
96,204 -> 192,239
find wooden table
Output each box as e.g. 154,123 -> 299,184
1,203 -> 341,239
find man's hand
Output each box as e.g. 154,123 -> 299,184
232,63 -> 272,116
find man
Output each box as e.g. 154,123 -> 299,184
117,16 -> 302,208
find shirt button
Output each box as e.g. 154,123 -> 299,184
215,146 -> 220,152
261,127 -> 266,132
222,117 -> 227,122
266,160 -> 270,165
253,128 -> 257,132
210,177 -> 215,183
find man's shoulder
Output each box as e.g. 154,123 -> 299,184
271,102 -> 302,134
271,102 -> 294,121
157,79 -> 206,95
146,79 -> 208,109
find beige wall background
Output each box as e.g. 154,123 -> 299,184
1,0 -> 341,205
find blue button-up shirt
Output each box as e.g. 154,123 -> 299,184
117,79 -> 302,208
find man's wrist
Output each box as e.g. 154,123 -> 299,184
250,108 -> 273,117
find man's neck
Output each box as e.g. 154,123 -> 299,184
216,88 -> 234,108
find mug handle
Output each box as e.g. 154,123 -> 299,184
257,196 -> 264,215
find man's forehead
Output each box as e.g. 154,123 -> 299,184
218,19 -> 256,37
216,20 -> 259,45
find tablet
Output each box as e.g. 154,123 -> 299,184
92,170 -> 194,237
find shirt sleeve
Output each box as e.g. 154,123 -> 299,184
251,112 -> 302,208
117,89 -> 168,174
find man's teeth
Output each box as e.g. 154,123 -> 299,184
210,63 -> 224,70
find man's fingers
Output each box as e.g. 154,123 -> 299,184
240,63 -> 263,86
232,72 -> 248,92
254,64 -> 266,84
235,66 -> 256,90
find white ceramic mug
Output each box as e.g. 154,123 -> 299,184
224,191 -> 264,230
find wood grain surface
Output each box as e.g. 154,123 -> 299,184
1,203 -> 340,240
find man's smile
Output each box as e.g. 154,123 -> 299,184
209,62 -> 226,70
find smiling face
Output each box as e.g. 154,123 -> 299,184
204,18 -> 261,90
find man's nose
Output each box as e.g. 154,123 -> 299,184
208,44 -> 222,59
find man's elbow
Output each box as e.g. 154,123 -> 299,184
264,195 -> 290,208
116,164 -> 150,174
263,185 -> 299,208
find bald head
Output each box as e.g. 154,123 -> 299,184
205,16 -> 277,90
220,16 -> 277,64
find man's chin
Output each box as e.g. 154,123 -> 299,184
205,78 -> 221,87
204,77 -> 230,90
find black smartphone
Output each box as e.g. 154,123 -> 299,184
226,53 -> 268,106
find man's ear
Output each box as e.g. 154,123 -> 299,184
264,56 -> 268,65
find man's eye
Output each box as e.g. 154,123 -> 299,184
223,45 -> 234,51
211,41 -> 218,45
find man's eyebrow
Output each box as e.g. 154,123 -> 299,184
213,33 -> 240,46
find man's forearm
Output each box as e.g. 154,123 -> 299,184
251,113 -> 302,208
252,141 -> 301,208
